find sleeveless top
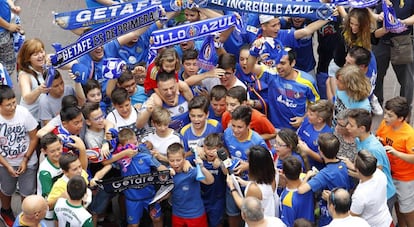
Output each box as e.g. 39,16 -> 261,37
19,68 -> 45,121
245,181 -> 280,217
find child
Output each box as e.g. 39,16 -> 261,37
200,133 -> 227,227
0,85 -> 38,226
106,71 -> 148,107
82,102 -> 112,160
223,105 -> 267,227
297,133 -> 353,226
221,86 -> 276,148
83,79 -> 109,115
39,69 -> 85,126
37,133 -> 63,226
142,106 -> 182,164
350,150 -> 393,227
167,143 -> 214,227
208,85 -> 227,122
180,95 -> 223,156
113,128 -> 166,227
47,153 -> 90,210
106,87 -> 147,137
297,99 -> 334,170
54,175 -> 93,227
376,96 -> 414,226
280,156 -> 314,226
51,106 -> 88,168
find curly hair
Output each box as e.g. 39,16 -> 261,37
342,8 -> 375,50
336,65 -> 370,101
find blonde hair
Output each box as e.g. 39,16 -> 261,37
308,99 -> 334,124
336,65 -> 371,101
151,106 -> 171,125
342,8 -> 375,50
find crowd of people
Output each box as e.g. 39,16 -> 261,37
1,0 -> 414,226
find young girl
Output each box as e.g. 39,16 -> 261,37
141,47 -> 192,101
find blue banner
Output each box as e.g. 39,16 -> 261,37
383,0 -> 407,33
54,0 -> 192,30
149,15 -> 238,50
292,0 -> 378,7
51,5 -> 161,68
197,0 -> 336,20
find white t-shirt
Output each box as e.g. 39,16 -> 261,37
0,105 -> 38,166
350,169 -> 392,227
323,215 -> 370,227
142,128 -> 182,155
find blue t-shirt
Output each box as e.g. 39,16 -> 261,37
130,85 -> 147,105
223,128 -> 267,162
180,119 -> 223,152
262,70 -> 319,130
356,134 -> 396,199
308,161 -> 353,226
297,118 -> 332,170
334,90 -> 371,125
201,160 -> 226,208
171,168 -> 205,218
121,152 -> 158,201
208,105 -> 222,122
280,189 -> 314,227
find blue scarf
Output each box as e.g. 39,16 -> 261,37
196,0 -> 336,21
51,5 -> 161,68
382,0 -> 407,33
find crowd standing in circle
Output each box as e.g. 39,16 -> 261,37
1,0 -> 414,227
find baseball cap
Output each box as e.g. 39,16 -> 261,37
259,14 -> 276,24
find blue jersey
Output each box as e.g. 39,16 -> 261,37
201,161 -> 226,206
116,24 -> 158,69
171,168 -> 205,218
308,161 -> 353,226
162,95 -> 189,131
297,118 -> 332,170
356,134 -> 396,199
223,128 -> 267,162
280,189 -> 314,227
121,152 -> 158,201
78,41 -> 120,94
180,119 -> 223,152
235,64 -> 269,114
208,106 -> 222,122
261,69 -> 319,130
246,28 -> 299,49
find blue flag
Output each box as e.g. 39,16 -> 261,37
383,0 -> 407,33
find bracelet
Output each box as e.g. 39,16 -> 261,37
231,188 -> 237,193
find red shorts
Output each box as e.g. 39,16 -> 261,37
171,212 -> 208,227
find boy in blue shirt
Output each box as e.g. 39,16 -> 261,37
167,143 -> 214,227
223,105 -> 267,227
180,95 -> 223,157
297,133 -> 353,226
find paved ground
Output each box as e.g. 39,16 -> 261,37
1,0 -> 410,226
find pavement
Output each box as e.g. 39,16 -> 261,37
1,0 -> 411,226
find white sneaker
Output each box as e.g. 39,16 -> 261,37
370,95 -> 383,115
